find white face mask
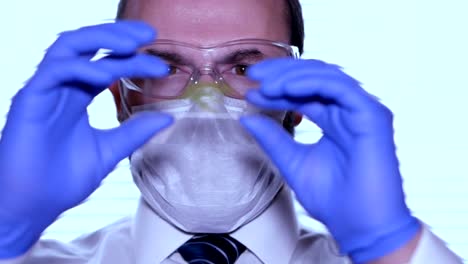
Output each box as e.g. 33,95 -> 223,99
129,85 -> 285,233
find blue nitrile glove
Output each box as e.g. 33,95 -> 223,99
0,21 -> 172,258
241,58 -> 421,263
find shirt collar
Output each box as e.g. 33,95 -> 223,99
231,186 -> 300,263
132,198 -> 192,264
132,186 -> 300,264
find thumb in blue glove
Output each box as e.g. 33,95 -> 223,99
0,21 -> 172,258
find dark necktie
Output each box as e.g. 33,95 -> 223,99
177,234 -> 247,264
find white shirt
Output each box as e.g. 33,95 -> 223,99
0,187 -> 463,264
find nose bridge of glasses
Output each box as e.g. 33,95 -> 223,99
191,64 -> 223,85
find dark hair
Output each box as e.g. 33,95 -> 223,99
116,0 -> 304,135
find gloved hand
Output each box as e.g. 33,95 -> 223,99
241,58 -> 421,263
0,21 -> 172,258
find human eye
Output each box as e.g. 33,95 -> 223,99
166,64 -> 191,76
144,49 -> 190,76
230,64 -> 251,76
167,64 -> 180,75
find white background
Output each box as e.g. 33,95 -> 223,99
1,0 -> 467,261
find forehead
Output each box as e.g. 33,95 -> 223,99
124,0 -> 289,45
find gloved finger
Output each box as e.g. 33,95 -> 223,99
257,68 -> 373,113
245,90 -> 332,136
247,86 -> 392,147
44,21 -> 156,60
257,62 -> 359,97
21,55 -> 168,124
69,54 -> 169,111
245,90 -> 303,110
247,58 -> 330,95
240,115 -> 304,187
27,54 -> 167,94
96,112 -> 174,176
94,54 -> 168,80
281,74 -> 381,114
248,58 -> 357,98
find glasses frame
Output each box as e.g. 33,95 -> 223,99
120,38 -> 300,99
144,38 -> 300,58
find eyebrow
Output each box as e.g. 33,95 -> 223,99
220,49 -> 265,64
145,49 -> 190,65
144,48 -> 265,65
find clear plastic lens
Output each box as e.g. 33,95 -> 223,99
122,39 -> 299,104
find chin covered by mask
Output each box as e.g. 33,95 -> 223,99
128,84 -> 286,233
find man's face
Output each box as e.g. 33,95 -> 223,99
124,0 -> 289,45
113,0 -> 296,119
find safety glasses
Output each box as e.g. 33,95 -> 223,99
120,38 -> 299,104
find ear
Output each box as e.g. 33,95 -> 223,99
109,81 -> 122,114
292,112 -> 303,127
